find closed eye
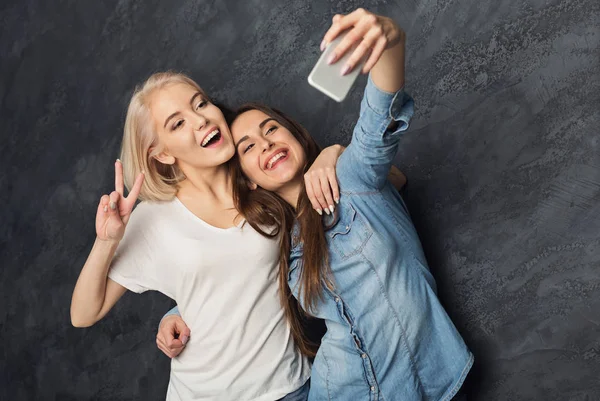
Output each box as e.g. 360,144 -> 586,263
243,143 -> 255,153
196,100 -> 207,110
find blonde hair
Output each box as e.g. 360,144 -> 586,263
120,71 -> 208,201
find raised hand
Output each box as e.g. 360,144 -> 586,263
320,8 -> 405,76
95,160 -> 145,242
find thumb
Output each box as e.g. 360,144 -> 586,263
176,319 -> 191,345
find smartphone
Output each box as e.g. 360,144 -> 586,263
308,31 -> 364,102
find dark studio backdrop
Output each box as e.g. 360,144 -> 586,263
1,0 -> 599,399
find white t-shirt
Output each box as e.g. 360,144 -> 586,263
108,198 -> 310,401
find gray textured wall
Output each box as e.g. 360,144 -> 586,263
1,0 -> 599,399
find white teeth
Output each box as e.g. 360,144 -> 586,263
201,129 -> 220,147
267,152 -> 286,169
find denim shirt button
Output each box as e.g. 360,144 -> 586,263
370,386 -> 375,392
335,297 -> 340,303
361,353 -> 367,359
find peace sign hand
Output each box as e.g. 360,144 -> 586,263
95,160 -> 145,243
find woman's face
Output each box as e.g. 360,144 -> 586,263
149,83 -> 234,170
231,109 -> 306,193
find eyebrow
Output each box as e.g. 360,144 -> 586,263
234,118 -> 277,149
163,92 -> 204,129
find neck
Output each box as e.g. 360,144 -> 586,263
177,163 -> 232,202
277,178 -> 304,209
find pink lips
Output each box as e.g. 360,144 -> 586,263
200,126 -> 222,148
264,148 -> 290,170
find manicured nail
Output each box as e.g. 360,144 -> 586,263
109,201 -> 116,210
327,53 -> 336,64
103,206 -> 108,213
324,208 -> 330,215
181,335 -> 189,345
334,197 -> 339,204
329,205 -> 335,214
341,64 -> 351,76
116,158 -> 121,163
320,40 -> 327,51
316,209 -> 323,215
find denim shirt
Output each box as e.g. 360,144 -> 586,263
289,76 -> 473,401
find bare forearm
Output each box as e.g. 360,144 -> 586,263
370,31 -> 406,93
388,165 -> 407,191
70,237 -> 121,327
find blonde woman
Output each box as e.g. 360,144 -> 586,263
70,72 -> 344,401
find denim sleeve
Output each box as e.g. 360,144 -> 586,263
346,74 -> 415,190
159,305 -> 181,328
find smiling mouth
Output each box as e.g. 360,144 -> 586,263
265,150 -> 289,170
201,128 -> 222,147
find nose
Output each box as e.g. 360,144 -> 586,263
259,137 -> 274,152
192,113 -> 208,131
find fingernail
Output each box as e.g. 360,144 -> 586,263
320,40 -> 327,51
316,209 -> 322,215
334,197 -> 339,204
181,335 -> 189,345
141,170 -> 145,175
329,205 -> 335,214
103,206 -> 108,213
324,208 -> 330,215
116,159 -> 121,163
327,53 -> 336,64
109,201 -> 116,210
341,64 -> 351,76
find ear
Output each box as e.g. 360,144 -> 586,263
150,147 -> 176,165
246,181 -> 258,190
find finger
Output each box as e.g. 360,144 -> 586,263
362,36 -> 388,74
304,174 -> 323,215
98,195 -> 110,214
115,159 -> 124,196
327,168 -> 340,204
121,172 -> 144,222
167,338 -> 185,350
321,14 -> 346,50
321,9 -> 367,52
170,347 -> 184,358
328,21 -> 372,66
343,25 -> 382,75
322,8 -> 370,55
174,319 -> 191,345
156,335 -> 167,350
108,191 -> 121,214
161,327 -> 178,347
312,176 -> 330,215
319,173 -> 336,214
124,171 -> 144,204
156,338 -> 174,358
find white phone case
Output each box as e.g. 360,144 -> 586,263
308,31 -> 364,102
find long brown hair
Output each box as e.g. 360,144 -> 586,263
229,103 -> 331,358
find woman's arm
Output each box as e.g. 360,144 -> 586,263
71,239 -> 126,327
320,9 -> 413,190
70,160 -> 145,327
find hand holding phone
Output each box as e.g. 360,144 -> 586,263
308,9 -> 404,102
